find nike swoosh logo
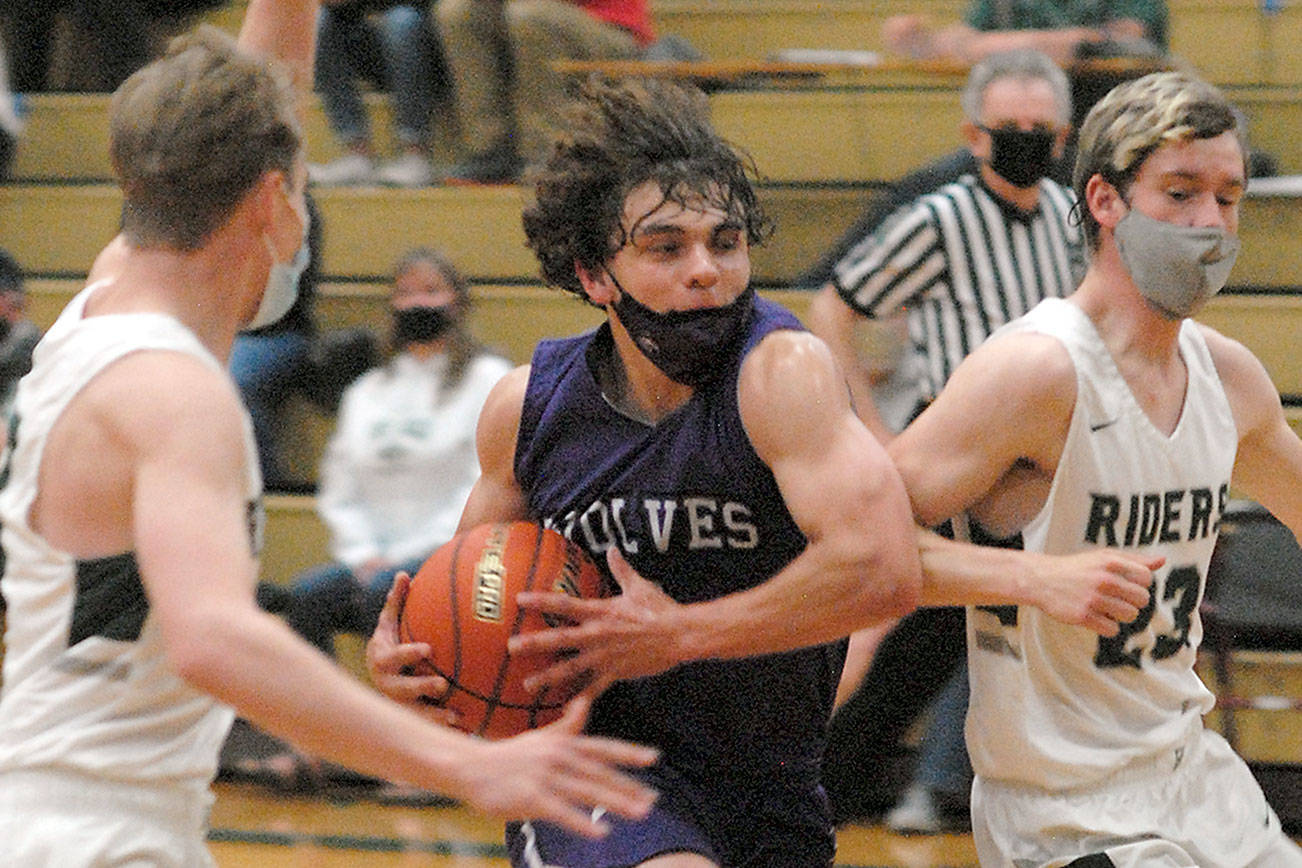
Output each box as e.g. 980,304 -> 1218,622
1090,419 -> 1119,432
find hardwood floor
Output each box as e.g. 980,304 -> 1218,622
208,780 -> 981,867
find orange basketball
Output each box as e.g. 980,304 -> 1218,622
398,521 -> 609,739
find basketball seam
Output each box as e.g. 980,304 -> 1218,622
447,531 -> 466,688
482,522 -> 547,736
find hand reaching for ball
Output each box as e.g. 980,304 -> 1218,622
366,571 -> 459,727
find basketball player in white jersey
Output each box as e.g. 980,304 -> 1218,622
0,1 -> 657,864
887,71 -> 1302,865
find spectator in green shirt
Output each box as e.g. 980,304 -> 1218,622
882,0 -> 1167,67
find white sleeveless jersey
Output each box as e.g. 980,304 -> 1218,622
966,298 -> 1237,790
0,283 -> 262,790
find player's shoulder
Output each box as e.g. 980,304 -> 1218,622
739,329 -> 847,424
92,348 -> 237,411
1192,319 -> 1279,400
742,328 -> 838,389
954,324 -> 1078,410
64,348 -> 247,457
478,364 -> 532,429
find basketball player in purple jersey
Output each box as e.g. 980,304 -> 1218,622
367,75 -> 1160,867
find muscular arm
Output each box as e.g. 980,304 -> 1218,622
512,332 -> 923,681
891,331 -> 1155,632
679,330 -> 923,656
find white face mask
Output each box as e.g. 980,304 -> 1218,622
246,201 -> 310,331
1113,208 -> 1240,319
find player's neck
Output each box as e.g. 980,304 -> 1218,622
1075,260 -> 1185,363
979,163 -> 1041,213
601,325 -> 694,425
83,241 -> 254,361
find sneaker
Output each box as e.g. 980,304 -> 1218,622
308,154 -> 376,186
376,152 -> 433,187
885,783 -> 970,834
443,144 -> 523,186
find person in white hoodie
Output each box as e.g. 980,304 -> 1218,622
280,247 -> 512,656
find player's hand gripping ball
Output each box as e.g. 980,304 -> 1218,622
398,521 -> 609,739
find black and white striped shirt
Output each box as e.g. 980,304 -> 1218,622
833,174 -> 1085,401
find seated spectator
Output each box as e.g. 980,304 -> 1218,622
264,247 -> 512,657
436,0 -> 655,184
2,0 -> 224,92
242,247 -> 510,790
881,0 -> 1167,68
0,248 -> 40,421
309,0 -> 448,187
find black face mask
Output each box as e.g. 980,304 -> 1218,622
610,280 -> 755,387
393,305 -> 454,345
982,126 -> 1056,189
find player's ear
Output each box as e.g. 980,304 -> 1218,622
1052,124 -> 1071,159
246,168 -> 290,235
1085,174 -> 1127,234
575,260 -> 616,306
961,119 -> 985,158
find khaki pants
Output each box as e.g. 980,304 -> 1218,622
437,0 -> 641,163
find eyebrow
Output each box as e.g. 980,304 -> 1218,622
630,217 -> 744,240
1160,170 -> 1245,189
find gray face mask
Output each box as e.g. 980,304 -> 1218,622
1113,208 -> 1240,319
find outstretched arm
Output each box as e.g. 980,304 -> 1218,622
892,330 -> 1155,631
237,0 -> 319,93
111,354 -> 655,836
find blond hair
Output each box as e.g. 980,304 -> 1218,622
109,26 -> 301,251
1072,72 -> 1246,249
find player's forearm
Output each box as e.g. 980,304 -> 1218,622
166,602 -> 479,795
915,526 -> 1038,607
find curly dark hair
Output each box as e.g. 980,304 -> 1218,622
522,75 -> 773,300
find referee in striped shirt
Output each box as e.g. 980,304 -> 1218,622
809,48 -> 1084,444
808,48 -> 1084,830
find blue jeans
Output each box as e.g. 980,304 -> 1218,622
229,331 -> 311,490
913,663 -> 973,799
314,3 -> 440,148
285,555 -> 428,657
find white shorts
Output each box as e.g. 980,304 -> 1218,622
0,767 -> 216,867
972,727 -> 1302,868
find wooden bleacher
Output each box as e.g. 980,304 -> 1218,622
5,0 -> 1302,763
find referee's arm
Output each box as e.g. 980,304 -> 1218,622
807,284 -> 897,444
